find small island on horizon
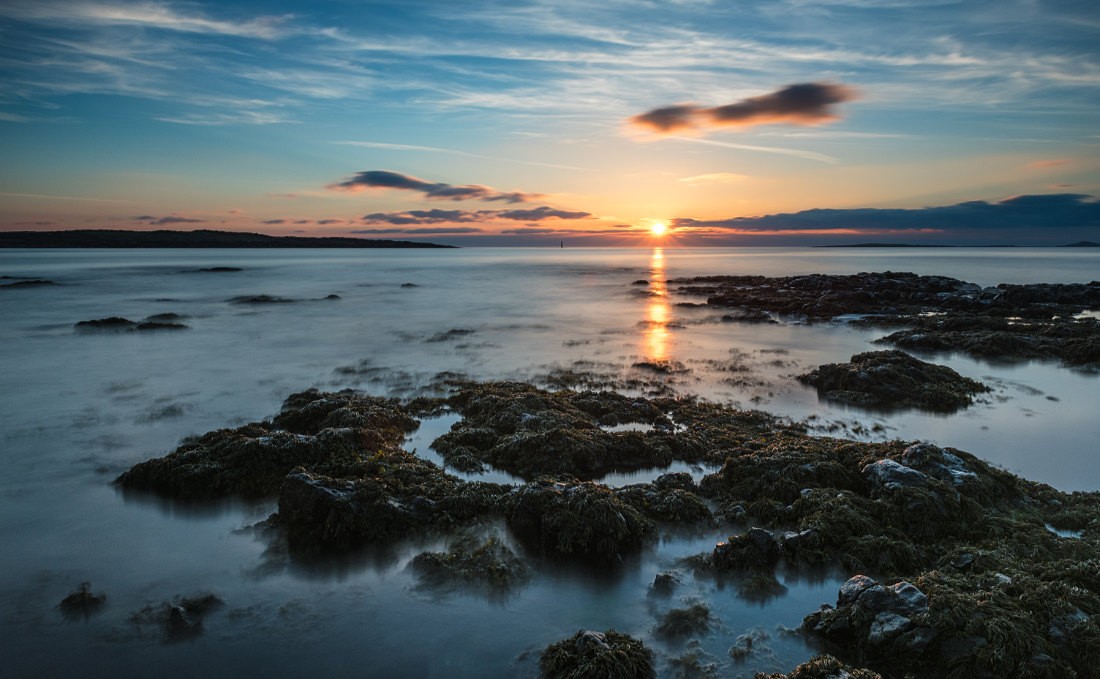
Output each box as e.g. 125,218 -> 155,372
0,229 -> 454,249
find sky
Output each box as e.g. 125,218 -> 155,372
1,0 -> 1099,246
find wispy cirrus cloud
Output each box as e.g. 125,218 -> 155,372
630,82 -> 859,134
329,170 -> 541,203
3,1 -> 289,39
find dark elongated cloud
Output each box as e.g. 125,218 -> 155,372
350,227 -> 485,234
495,206 -> 591,220
630,82 -> 858,133
328,170 -> 539,203
360,206 -> 592,225
132,215 -> 205,225
673,193 -> 1100,235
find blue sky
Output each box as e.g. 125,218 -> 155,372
1,0 -> 1098,245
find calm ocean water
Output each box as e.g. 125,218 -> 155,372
1,246 -> 1097,677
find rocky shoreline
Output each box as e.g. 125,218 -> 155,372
115,381 -> 1099,678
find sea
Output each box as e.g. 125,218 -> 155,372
1,246 -> 1097,677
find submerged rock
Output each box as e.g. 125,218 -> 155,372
59,582 -> 106,620
798,350 -> 990,412
655,602 -> 712,639
128,593 -> 223,643
540,629 -> 655,679
409,534 -> 528,593
75,316 -> 136,329
503,479 -> 653,564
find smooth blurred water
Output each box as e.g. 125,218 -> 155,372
1,246 -> 1097,677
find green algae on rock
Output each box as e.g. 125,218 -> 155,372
754,654 -> 883,679
540,629 -> 656,679
797,350 -> 990,412
655,602 -> 712,640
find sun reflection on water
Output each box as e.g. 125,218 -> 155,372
643,247 -> 671,362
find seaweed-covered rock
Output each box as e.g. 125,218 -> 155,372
755,654 -> 882,679
278,452 -> 509,554
433,382 -> 675,479
540,629 -> 655,679
503,479 -> 653,563
615,484 -> 713,524
798,350 -> 989,412
409,535 -> 528,593
116,390 -> 419,500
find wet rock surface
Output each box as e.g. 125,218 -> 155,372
797,350 -> 990,412
670,272 -> 1100,369
540,629 -> 656,679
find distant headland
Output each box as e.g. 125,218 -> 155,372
0,229 -> 454,249
818,241 -> 1099,248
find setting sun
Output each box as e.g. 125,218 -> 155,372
650,222 -> 668,236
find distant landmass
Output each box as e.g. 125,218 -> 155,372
819,242 -> 1100,248
0,229 -> 454,249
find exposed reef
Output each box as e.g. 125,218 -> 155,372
670,272 -> 1100,369
797,350 -> 990,412
117,381 -> 1100,677
75,316 -> 190,331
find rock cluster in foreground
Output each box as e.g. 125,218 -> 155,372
118,382 -> 1099,678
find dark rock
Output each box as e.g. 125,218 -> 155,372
323,294 -> 341,300
651,571 -> 678,595
75,316 -> 136,329
400,282 -> 419,288
1,278 -> 56,288
540,629 -> 655,679
798,350 -> 990,412
425,328 -> 475,343
194,267 -> 242,272
144,313 -> 188,322
227,295 -> 295,304
59,582 -> 106,619
711,528 -> 779,571
135,321 -> 189,331
631,279 -> 649,286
